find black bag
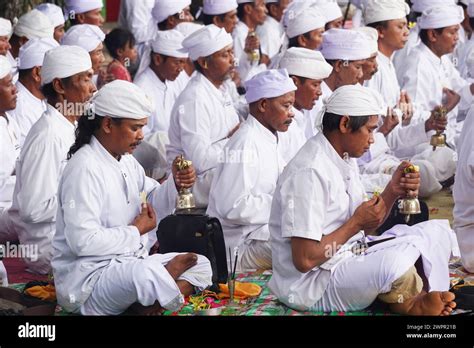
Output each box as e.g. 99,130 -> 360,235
156,211 -> 228,285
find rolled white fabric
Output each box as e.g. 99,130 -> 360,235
175,22 -> 204,38
320,28 -> 373,61
467,2 -> 474,17
0,18 -> 12,38
314,1 -> 343,23
152,0 -> 191,23
152,29 -> 188,58
279,47 -> 333,80
36,3 -> 65,28
13,9 -> 54,40
244,68 -> 297,103
41,45 -> 92,85
182,24 -> 233,61
18,38 -> 59,70
418,5 -> 464,29
90,80 -> 153,119
0,55 -> 12,79
65,0 -> 103,16
363,0 -> 410,25
61,24 -> 105,52
203,0 -> 238,15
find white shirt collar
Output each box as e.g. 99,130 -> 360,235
247,113 -> 278,144
316,132 -> 355,175
90,135 -> 122,168
47,103 -> 76,131
419,42 -> 443,67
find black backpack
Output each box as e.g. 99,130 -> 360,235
156,211 -> 228,285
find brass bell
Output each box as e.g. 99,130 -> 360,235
175,155 -> 196,211
430,132 -> 446,151
430,106 -> 447,151
398,164 -> 421,223
398,198 -> 421,223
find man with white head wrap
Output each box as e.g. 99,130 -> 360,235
65,0 -> 104,27
167,24 -> 240,208
152,0 -> 194,31
233,0 -> 268,81
51,80 -> 211,315
303,28 -> 372,139
9,10 -> 55,84
254,0 -> 289,64
0,18 -> 12,56
277,47 -> 333,162
9,38 -> 58,146
5,45 -> 96,274
61,24 -> 105,86
36,3 -> 66,43
401,4 -> 472,151
393,0 -> 458,83
269,84 -> 458,315
0,56 -> 19,240
453,98 -> 474,274
207,69 -> 296,270
201,0 -> 239,34
313,0 -> 344,30
133,29 -> 190,180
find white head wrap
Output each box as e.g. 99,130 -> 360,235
182,24 -> 233,61
265,0 -> 279,3
152,0 -> 191,23
203,0 -> 238,15
62,24 -> 105,52
237,0 -> 254,3
65,0 -> 103,16
363,0 -> 410,25
284,2 -> 326,39
314,1 -> 343,23
279,47 -> 333,80
18,38 -> 59,70
467,2 -> 474,17
320,28 -> 373,61
0,18 -> 12,38
36,3 -> 65,28
152,29 -> 188,58
245,68 -> 297,103
0,55 -> 11,79
317,84 -> 385,130
411,0 -> 456,13
418,5 -> 464,29
90,80 -> 153,119
175,22 -> 205,38
13,9 -> 54,40
41,45 -> 92,85
353,26 -> 379,55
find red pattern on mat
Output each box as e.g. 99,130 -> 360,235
2,257 -> 49,284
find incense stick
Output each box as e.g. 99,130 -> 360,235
228,247 -> 232,277
232,249 -> 238,280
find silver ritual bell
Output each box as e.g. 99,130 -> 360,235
175,155 -> 196,211
398,165 -> 421,223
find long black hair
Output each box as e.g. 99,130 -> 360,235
67,114 -> 121,159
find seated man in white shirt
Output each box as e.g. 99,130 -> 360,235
9,38 -> 57,146
5,46 -> 96,274
36,3 -> 66,43
207,69 -> 296,270
0,56 -> 19,242
134,29 -> 189,180
52,80 -> 212,316
201,0 -> 239,34
277,47 -> 333,163
167,25 -> 240,208
269,84 -> 458,315
152,0 -> 194,32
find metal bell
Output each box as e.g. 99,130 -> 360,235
176,188 -> 196,210
399,198 -> 421,223
430,132 -> 446,151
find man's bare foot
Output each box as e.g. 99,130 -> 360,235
126,301 -> 164,316
165,253 -> 198,280
390,291 -> 456,316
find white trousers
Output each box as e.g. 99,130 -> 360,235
455,225 -> 474,273
240,239 -> 272,271
81,253 -> 212,316
310,220 -> 454,312
0,260 -> 8,286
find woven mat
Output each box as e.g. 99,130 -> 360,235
7,258 -> 472,316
